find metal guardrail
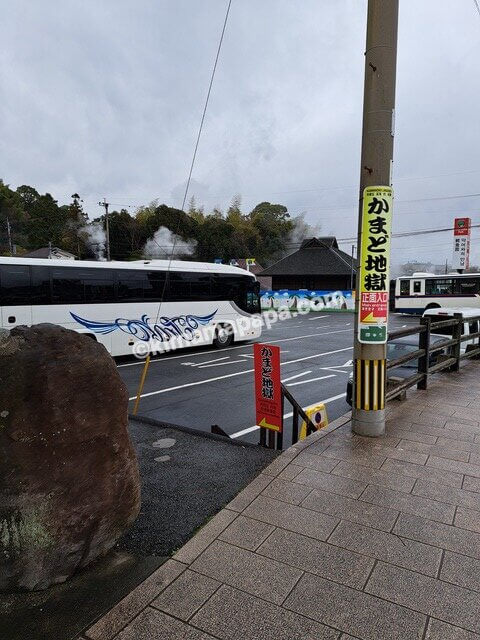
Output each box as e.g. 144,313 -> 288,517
386,312 -> 480,401
214,313 -> 480,449
258,383 -> 318,450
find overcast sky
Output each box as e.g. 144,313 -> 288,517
1,0 -> 480,268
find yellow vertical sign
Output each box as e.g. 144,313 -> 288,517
358,186 -> 393,344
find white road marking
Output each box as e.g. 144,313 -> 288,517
308,315 -> 328,321
319,360 -> 353,374
117,328 -> 346,368
287,374 -> 336,387
281,370 -> 312,383
154,455 -> 171,462
198,359 -> 247,369
230,392 -> 348,439
230,425 -> 261,438
128,345 -> 353,400
240,354 -> 254,358
283,392 -> 347,419
190,356 -> 230,367
282,344 -> 352,367
152,437 -> 176,449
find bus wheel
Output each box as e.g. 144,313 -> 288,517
213,324 -> 233,348
424,303 -> 440,313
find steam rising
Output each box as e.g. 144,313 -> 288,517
143,226 -> 197,259
289,213 -> 322,245
81,221 -> 107,261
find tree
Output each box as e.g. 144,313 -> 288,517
248,202 -> 294,264
0,180 -> 28,254
108,209 -> 142,260
59,194 -> 90,257
135,202 -> 199,256
0,180 -> 297,264
225,194 -> 243,225
187,195 -> 205,222
16,186 -> 70,249
194,214 -> 235,262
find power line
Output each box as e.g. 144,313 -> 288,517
285,223 -> 480,247
147,0 -> 232,263
152,0 -> 232,309
76,166 -> 480,206
179,0 -> 232,212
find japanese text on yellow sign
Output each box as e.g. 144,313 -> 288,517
358,186 -> 393,344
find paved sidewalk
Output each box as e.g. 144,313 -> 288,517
83,361 -> 480,640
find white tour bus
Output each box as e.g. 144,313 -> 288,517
394,272 -> 480,315
0,257 -> 262,356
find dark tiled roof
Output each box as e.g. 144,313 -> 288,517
235,259 -> 265,275
23,247 -> 76,258
259,237 -> 357,276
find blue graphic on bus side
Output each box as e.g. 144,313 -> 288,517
70,310 -> 217,342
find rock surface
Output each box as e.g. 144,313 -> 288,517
0,324 -> 141,591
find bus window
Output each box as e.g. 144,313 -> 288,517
413,281 -> 422,293
81,269 -> 115,302
425,279 -> 453,295
51,268 -> 84,303
456,279 -> 480,295
118,270 -> 149,301
246,281 -> 260,313
144,271 -> 166,300
189,273 -> 212,301
0,265 -> 31,305
167,272 -> 191,301
30,266 -> 51,304
399,280 -> 410,295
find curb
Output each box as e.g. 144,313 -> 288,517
128,413 -> 273,450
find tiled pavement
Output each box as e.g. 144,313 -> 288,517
84,363 -> 480,640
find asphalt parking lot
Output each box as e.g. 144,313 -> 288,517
117,312 -> 420,446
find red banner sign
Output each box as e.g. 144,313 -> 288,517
254,343 -> 282,432
453,218 -> 471,270
359,291 -> 389,323
454,218 -> 471,237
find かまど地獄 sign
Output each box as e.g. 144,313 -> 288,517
254,343 -> 282,432
358,186 -> 393,344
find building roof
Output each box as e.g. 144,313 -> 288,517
234,259 -> 264,275
258,237 -> 357,277
22,247 -> 76,259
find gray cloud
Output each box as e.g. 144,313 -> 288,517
1,0 -> 480,267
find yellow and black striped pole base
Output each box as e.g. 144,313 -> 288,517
355,358 -> 386,411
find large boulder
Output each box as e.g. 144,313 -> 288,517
0,324 -> 140,591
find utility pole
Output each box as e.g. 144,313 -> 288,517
350,244 -> 355,291
352,0 -> 399,436
98,198 -> 111,261
6,217 -> 13,256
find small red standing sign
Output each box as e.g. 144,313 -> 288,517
254,343 -> 282,432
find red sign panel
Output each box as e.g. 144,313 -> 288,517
454,218 -> 471,236
254,343 -> 282,432
359,291 -> 389,323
